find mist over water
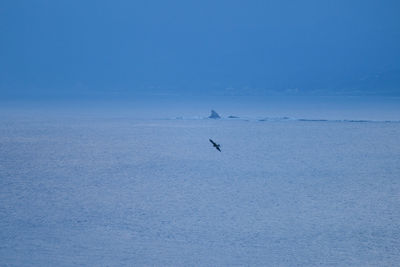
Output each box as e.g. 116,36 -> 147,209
2,95 -> 399,122
1,0 -> 400,101
1,0 -> 400,121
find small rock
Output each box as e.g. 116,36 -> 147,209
209,110 -> 221,119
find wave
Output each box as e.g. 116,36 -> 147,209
167,116 -> 399,123
259,117 -> 399,123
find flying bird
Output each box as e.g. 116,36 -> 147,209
209,139 -> 221,152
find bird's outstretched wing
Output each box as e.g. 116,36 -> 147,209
209,139 -> 217,146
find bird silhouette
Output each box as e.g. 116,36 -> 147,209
209,139 -> 221,152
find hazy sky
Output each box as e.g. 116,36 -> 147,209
1,0 -> 400,99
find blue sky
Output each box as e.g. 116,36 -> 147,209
1,0 -> 400,99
